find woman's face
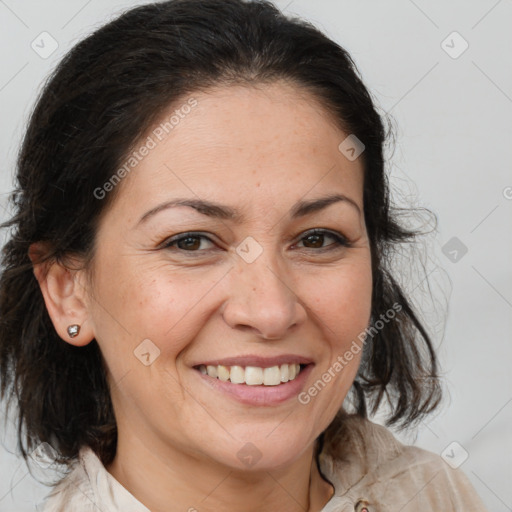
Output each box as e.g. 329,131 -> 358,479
83,82 -> 372,470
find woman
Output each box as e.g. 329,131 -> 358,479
0,0 -> 488,510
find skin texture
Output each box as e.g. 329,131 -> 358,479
32,81 -> 373,512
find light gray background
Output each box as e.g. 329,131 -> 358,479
0,1 -> 511,510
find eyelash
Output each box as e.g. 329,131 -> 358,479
161,229 -> 352,255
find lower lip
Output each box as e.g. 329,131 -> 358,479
194,364 -> 314,406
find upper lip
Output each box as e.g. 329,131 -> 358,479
193,354 -> 314,368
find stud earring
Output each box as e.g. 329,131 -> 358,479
67,324 -> 81,338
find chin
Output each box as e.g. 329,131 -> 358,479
201,431 -> 314,472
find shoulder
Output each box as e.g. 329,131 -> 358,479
319,413 -> 488,512
39,452 -> 97,512
39,446 -> 149,512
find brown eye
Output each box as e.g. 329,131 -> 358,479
296,229 -> 350,250
302,233 -> 326,249
163,233 -> 215,252
176,236 -> 202,250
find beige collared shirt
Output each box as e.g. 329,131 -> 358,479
40,414 -> 488,511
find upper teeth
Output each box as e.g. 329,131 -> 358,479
198,363 -> 302,386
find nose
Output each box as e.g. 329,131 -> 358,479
221,252 -> 307,340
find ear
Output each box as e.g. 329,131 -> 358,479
29,242 -> 95,347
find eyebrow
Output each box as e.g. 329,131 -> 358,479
136,193 -> 361,226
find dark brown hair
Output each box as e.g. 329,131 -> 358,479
0,0 -> 442,471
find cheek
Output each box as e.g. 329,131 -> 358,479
91,259 -> 225,361
300,259 -> 373,341
294,260 -> 372,427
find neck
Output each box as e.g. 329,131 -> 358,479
106,427 -> 334,512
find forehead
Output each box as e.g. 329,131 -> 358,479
109,81 -> 365,221
157,81 -> 346,158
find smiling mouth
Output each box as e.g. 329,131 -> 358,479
194,363 -> 307,386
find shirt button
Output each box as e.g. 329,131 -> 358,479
355,499 -> 371,512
